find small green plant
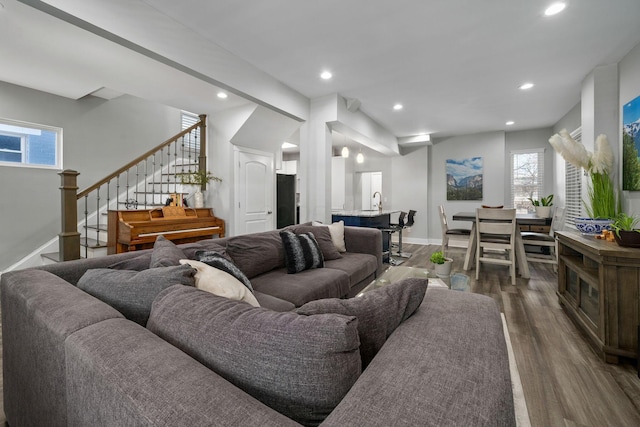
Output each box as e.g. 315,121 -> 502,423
528,194 -> 554,207
610,213 -> 640,237
178,170 -> 222,188
430,251 -> 447,265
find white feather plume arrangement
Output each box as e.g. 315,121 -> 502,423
590,134 -> 614,174
559,129 -> 591,170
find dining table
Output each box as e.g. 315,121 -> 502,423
452,211 -> 551,280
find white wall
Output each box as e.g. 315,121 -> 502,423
428,132 -> 506,243
391,145 -> 429,244
0,81 -> 182,271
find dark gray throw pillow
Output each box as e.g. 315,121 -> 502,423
195,250 -> 254,292
280,230 -> 324,274
287,225 -> 342,261
147,285 -> 361,426
77,264 -> 196,326
150,235 -> 186,268
295,278 -> 428,368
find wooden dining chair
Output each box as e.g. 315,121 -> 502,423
439,205 -> 471,255
522,207 -> 565,271
475,208 -> 517,285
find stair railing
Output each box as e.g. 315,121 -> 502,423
59,114 -> 207,261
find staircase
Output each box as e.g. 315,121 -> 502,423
51,115 -> 207,262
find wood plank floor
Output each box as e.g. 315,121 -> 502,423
400,243 -> 640,427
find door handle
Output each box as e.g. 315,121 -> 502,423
267,210 -> 273,214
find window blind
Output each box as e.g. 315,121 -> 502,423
564,128 -> 583,226
181,111 -> 200,151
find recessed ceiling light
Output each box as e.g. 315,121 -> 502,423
281,142 -> 297,149
506,121 -> 515,126
544,2 -> 566,16
320,71 -> 332,80
393,104 -> 403,111
217,92 -> 228,99
519,83 -> 534,90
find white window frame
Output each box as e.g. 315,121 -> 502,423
0,117 -> 63,170
510,148 -> 545,214
181,111 -> 200,151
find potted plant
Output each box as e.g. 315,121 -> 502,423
549,130 -> 620,233
430,250 -> 453,278
610,213 -> 640,247
528,194 -> 554,218
177,170 -> 222,208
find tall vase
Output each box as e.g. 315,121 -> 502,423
194,190 -> 204,208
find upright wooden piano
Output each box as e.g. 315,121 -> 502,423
107,207 -> 225,254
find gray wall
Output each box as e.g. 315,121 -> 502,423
426,129 -> 553,242
428,131 -> 506,242
391,145 -> 429,244
0,81 -> 182,271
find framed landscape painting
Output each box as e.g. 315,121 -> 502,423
446,157 -> 483,200
623,95 -> 640,191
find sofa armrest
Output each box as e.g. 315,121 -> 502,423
1,270 -> 124,427
34,250 -> 154,285
343,226 -> 383,274
65,318 -> 301,427
321,289 -> 515,427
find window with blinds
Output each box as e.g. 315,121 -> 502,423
0,118 -> 62,169
564,128 -> 583,226
181,111 -> 200,151
510,149 -> 545,214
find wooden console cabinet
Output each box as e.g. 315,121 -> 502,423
556,230 -> 640,363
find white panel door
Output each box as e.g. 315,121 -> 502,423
235,148 -> 275,235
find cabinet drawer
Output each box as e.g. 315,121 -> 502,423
530,225 -> 550,233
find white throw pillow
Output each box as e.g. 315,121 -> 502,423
179,259 -> 260,307
313,220 -> 346,252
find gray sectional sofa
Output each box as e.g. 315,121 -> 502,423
1,224 -> 516,426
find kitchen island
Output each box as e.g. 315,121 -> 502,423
332,210 -> 399,261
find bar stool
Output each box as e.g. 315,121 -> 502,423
392,210 -> 416,258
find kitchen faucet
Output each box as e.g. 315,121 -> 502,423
373,191 -> 382,211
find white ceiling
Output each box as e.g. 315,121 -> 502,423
3,0 -> 640,143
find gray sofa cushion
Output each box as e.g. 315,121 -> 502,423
296,278 -> 428,368
149,235 -> 187,268
324,252 -> 379,288
147,285 -> 361,426
226,231 -> 286,278
280,230 -> 324,274
250,267 -> 351,307
77,264 -> 196,326
253,291 -> 296,312
65,318 -> 300,427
